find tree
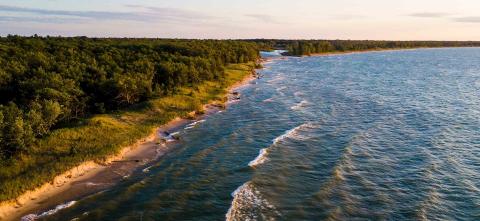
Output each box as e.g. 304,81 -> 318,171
0,103 -> 35,157
113,72 -> 152,105
0,110 -> 4,158
26,100 -> 62,137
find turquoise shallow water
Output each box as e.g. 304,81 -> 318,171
40,48 -> 480,221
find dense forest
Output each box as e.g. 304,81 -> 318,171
249,39 -> 480,56
0,36 -> 259,160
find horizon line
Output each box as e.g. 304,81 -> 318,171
2,34 -> 480,42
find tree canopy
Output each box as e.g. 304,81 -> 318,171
0,36 -> 259,159
248,39 -> 480,56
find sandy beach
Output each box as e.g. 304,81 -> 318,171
0,71 -> 257,221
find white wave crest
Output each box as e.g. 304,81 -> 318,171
21,201 -> 76,221
191,119 -> 206,126
249,123 -> 314,168
276,86 -> 287,92
226,182 -> 280,221
267,75 -> 285,83
290,100 -> 309,111
85,182 -> 111,187
248,148 -> 269,167
142,165 -> 153,173
185,120 -> 206,130
159,131 -> 181,142
294,91 -> 304,97
263,98 -> 274,103
273,123 -> 312,144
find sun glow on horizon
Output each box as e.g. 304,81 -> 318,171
1,0 -> 480,40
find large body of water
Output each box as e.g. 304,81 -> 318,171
40,48 -> 480,220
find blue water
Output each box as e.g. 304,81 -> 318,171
41,48 -> 480,220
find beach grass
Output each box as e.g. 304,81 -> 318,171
0,62 -> 255,202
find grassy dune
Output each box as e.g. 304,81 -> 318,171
0,62 -> 255,202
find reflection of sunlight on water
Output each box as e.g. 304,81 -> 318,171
39,48 -> 480,221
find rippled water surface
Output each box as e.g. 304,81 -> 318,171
43,48 -> 480,220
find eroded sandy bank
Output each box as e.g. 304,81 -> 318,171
0,70 -> 258,221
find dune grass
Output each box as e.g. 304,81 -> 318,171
0,62 -> 255,202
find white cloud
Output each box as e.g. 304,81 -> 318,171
0,4 -> 214,24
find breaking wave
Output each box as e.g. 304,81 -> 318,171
142,165 -> 154,173
185,119 -> 206,130
85,182 -> 112,187
276,86 -> 287,92
294,91 -> 304,97
159,131 -> 181,142
226,182 -> 280,221
263,98 -> 274,103
248,148 -> 269,167
21,201 -> 76,221
290,100 -> 309,111
249,123 -> 313,168
267,75 -> 286,84
273,123 -> 312,144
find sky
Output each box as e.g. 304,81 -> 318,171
1,0 -> 480,40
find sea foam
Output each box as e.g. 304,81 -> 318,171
249,123 -> 312,168
248,148 -> 269,167
184,119 -> 206,130
273,123 -> 310,144
290,100 -> 309,111
267,75 -> 286,84
263,98 -> 274,103
160,131 -> 180,142
21,201 -> 77,221
142,165 -> 153,173
226,182 -> 280,221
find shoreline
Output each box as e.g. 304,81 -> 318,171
305,48 -> 420,57
0,68 -> 258,221
287,46 -> 462,58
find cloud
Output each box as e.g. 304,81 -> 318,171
452,16 -> 480,23
408,12 -> 450,18
244,14 -> 282,24
0,4 -> 214,24
407,12 -> 480,24
124,5 -> 215,21
0,15 -> 86,23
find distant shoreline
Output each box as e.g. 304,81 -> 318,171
284,46 -> 480,58
0,64 -> 258,221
